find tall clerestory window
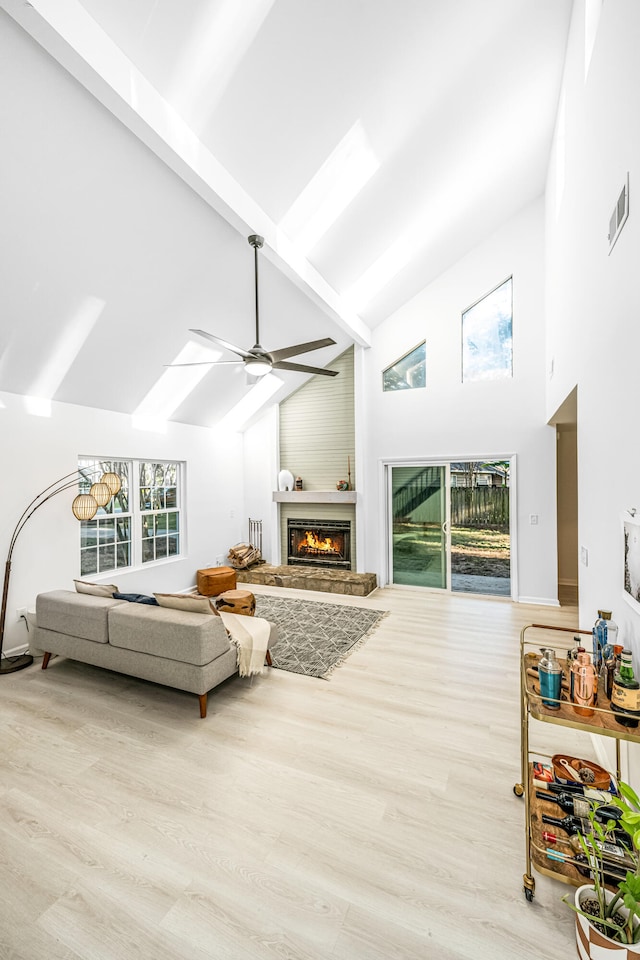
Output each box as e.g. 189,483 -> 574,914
462,277 -> 513,383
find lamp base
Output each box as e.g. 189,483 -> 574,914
0,654 -> 34,674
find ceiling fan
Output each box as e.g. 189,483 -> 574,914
171,234 -> 339,378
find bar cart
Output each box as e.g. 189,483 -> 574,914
515,622 -> 640,902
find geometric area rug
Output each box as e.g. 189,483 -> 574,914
255,594 -> 388,679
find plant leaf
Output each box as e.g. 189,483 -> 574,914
620,782 -> 640,811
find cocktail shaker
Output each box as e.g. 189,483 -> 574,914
539,648 -> 562,709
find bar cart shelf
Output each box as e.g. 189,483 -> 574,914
516,622 -> 640,902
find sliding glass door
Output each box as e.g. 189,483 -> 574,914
389,465 -> 448,588
388,459 -> 513,596
450,461 -> 511,597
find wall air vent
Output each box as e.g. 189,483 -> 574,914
608,173 -> 629,254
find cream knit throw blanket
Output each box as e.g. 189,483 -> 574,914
218,611 -> 270,677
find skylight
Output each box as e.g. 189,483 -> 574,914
134,340 -> 222,422
168,0 -> 275,128
27,294 -> 105,401
280,121 -> 380,255
216,373 -> 283,432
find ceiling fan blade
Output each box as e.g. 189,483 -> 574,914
273,360 -> 339,377
189,328 -> 252,359
163,360 -> 240,368
269,337 -> 337,363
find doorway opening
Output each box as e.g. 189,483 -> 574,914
550,388 -> 578,607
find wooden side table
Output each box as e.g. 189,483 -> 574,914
216,589 -> 256,616
216,590 -> 272,667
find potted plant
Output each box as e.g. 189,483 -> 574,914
564,781 -> 640,957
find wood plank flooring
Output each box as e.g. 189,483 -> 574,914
0,585 -> 593,959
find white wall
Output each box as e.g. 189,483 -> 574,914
242,405 -> 279,564
546,0 -> 640,639
0,392 -> 243,654
360,198 -> 557,602
544,0 -> 640,779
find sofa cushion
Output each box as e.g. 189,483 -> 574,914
108,602 -> 231,665
154,593 -> 216,615
74,579 -> 119,598
36,589 -> 125,644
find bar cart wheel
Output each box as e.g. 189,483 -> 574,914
523,875 -> 535,901
513,783 -> 524,797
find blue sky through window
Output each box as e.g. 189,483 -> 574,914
462,278 -> 513,382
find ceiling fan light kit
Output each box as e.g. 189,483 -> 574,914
244,357 -> 273,376
169,234 -> 339,379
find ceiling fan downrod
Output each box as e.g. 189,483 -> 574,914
248,234 -> 264,349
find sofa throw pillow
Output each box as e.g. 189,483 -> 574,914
154,593 -> 216,615
112,592 -> 159,606
74,579 -> 119,598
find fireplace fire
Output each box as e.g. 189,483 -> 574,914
287,519 -> 351,569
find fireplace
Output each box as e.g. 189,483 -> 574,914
287,518 -> 351,569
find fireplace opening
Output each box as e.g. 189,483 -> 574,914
287,519 -> 351,569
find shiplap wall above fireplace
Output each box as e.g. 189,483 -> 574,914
277,347 -> 356,567
279,347 -> 355,491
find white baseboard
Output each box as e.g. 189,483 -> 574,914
518,596 -> 561,607
4,641 -> 30,657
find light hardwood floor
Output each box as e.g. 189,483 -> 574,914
0,585 -> 593,959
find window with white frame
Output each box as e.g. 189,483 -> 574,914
462,277 -> 513,383
382,341 -> 426,392
78,458 -> 182,576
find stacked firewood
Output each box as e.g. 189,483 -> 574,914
227,542 -> 262,569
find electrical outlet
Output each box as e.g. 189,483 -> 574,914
581,546 -> 588,566
16,607 -> 27,620
529,514 -> 538,525
216,555 -> 223,566
230,509 -> 235,519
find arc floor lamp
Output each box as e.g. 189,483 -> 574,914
0,468 -> 121,674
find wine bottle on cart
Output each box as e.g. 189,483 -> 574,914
541,813 -> 627,845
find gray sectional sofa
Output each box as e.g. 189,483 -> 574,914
34,590 -> 274,717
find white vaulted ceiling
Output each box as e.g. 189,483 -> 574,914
0,0 -> 573,428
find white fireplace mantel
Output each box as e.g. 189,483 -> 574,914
272,490 -> 358,504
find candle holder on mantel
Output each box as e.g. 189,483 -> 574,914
336,457 -> 352,491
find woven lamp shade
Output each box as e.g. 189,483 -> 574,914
72,494 -> 99,521
90,482 -> 111,507
100,472 -> 122,496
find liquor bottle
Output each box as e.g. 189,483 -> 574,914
536,791 -> 623,823
541,812 -> 628,845
620,648 -> 634,682
538,648 -> 562,708
600,645 -> 616,701
593,611 -> 619,669
568,645 -> 586,701
604,612 -> 619,650
611,651 -> 640,727
572,651 -> 597,717
542,831 -> 633,867
545,781 -> 614,804
544,848 -> 626,883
